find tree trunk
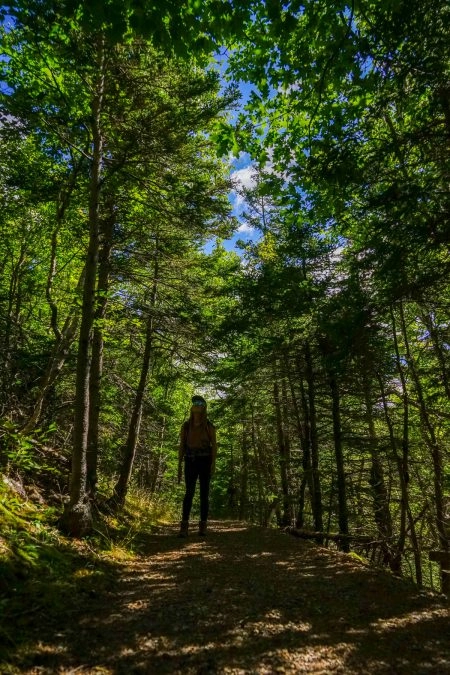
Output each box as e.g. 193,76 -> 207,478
363,370 -> 396,571
284,355 -> 311,529
60,39 -> 106,536
390,304 -> 421,574
2,243 -> 26,410
304,345 -> 324,536
328,371 -> 349,551
273,376 -> 291,527
377,368 -> 422,586
297,360 -> 315,529
22,160 -> 83,430
112,256 -> 159,507
398,301 -> 449,584
250,406 -> 265,526
21,269 -> 85,435
281,373 -> 293,522
148,416 -> 166,496
86,206 -> 115,496
46,159 -> 83,342
239,422 -> 249,521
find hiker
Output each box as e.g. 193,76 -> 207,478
178,394 -> 217,537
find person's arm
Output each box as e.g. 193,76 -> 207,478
178,424 -> 185,484
210,425 -> 217,476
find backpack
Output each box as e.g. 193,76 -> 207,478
183,419 -> 215,457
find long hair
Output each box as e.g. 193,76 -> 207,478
187,406 -> 208,430
184,406 -> 209,447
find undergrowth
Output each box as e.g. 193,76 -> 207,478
0,476 -> 176,582
0,462 -> 176,667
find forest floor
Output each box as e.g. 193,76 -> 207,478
2,520 -> 450,674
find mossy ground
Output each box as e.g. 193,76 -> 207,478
0,469 -> 176,671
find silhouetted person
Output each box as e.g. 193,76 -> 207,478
178,395 -> 217,537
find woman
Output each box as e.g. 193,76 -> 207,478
178,394 -> 217,537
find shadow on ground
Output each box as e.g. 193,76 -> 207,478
2,521 -> 450,674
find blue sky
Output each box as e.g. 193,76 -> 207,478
0,19 -> 258,256
204,56 -> 260,255
202,150 -> 258,255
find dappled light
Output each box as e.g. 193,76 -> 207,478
3,522 -> 449,673
1,0 -> 450,672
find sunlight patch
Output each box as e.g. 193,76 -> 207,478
371,607 -> 449,631
124,599 -> 150,610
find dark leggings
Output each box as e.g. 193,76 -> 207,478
182,456 -> 212,522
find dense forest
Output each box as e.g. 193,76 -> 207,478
1,0 -> 449,598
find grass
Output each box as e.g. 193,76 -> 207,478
0,470 -> 177,670
0,476 -> 177,578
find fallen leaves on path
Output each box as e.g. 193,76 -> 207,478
3,521 -> 450,674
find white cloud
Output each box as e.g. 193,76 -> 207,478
231,165 -> 257,191
237,222 -> 255,234
229,165 -> 257,212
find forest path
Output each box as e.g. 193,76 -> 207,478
6,521 -> 450,674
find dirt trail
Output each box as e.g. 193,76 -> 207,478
5,521 -> 450,674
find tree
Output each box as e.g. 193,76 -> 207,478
1,4 -> 237,533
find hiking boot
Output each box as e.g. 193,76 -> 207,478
178,520 -> 189,537
198,521 -> 207,537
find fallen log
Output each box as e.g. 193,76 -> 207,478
285,527 -> 382,545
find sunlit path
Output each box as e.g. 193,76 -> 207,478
6,522 -> 450,674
